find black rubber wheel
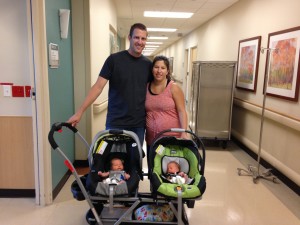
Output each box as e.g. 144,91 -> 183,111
186,200 -> 195,208
221,140 -> 227,149
85,203 -> 104,225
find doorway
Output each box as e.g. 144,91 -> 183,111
184,47 -> 198,105
0,0 -> 41,202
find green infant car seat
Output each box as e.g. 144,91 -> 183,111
149,129 -> 206,201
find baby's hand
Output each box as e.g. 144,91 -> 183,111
124,173 -> 130,180
178,172 -> 188,180
98,171 -> 109,178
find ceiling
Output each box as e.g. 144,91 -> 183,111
112,0 -> 239,56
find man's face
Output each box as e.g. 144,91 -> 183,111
128,28 -> 147,57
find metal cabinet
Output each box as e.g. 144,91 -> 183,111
188,61 -> 236,148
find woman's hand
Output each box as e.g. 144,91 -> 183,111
180,133 -> 189,140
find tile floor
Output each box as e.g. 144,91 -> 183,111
0,141 -> 299,225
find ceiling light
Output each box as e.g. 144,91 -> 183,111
143,52 -> 153,56
144,11 -> 193,18
144,48 -> 157,51
145,45 -> 159,48
144,46 -> 158,49
146,42 -> 163,45
148,36 -> 168,40
148,28 -> 177,32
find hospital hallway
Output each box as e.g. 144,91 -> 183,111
0,141 -> 299,225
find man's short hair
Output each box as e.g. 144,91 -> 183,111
129,23 -> 148,37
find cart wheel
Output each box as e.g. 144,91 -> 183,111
86,203 -> 103,225
221,141 -> 227,149
186,200 -> 195,208
237,169 -> 241,176
86,209 -> 96,225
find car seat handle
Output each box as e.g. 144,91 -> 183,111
109,129 -> 124,135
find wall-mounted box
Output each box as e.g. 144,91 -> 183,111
12,86 -> 25,97
25,86 -> 31,97
3,85 -> 12,97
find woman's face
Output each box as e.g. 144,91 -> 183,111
152,60 -> 169,81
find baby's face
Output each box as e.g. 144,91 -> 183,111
111,159 -> 124,171
167,162 -> 179,174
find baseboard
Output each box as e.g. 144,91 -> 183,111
52,170 -> 72,200
0,189 -> 35,198
52,160 -> 88,199
231,136 -> 299,196
0,160 -> 88,199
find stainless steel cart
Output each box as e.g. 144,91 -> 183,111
188,61 -> 236,148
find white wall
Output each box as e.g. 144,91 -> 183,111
89,0 -> 117,139
157,0 -> 300,186
72,0 -> 117,159
72,0 -> 88,159
0,0 -> 32,116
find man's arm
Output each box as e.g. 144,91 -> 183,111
67,76 -> 108,126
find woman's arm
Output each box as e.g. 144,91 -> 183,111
171,83 -> 189,139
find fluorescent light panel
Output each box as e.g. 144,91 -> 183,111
144,11 -> 193,18
146,42 -> 163,45
148,36 -> 168,40
145,45 -> 159,48
148,28 -> 177,32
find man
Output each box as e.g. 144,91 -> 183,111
68,23 -> 152,145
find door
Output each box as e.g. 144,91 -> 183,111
0,0 -> 51,205
185,47 -> 197,105
0,0 -> 36,194
189,62 -> 201,133
29,0 -> 53,205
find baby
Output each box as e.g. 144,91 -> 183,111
166,161 -> 191,184
98,158 -> 130,184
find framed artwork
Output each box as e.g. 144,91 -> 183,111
109,24 -> 119,54
265,26 -> 300,101
236,36 -> 261,92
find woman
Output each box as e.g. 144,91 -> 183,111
145,55 -> 188,151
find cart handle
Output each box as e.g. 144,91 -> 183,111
48,122 -> 78,150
